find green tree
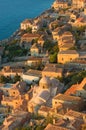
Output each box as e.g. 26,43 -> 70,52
43,40 -> 59,54
60,70 -> 86,86
26,27 -> 32,33
50,52 -> 57,63
0,75 -> 6,83
43,40 -> 53,52
13,74 -> 21,83
45,116 -> 53,126
3,44 -> 28,61
15,126 -> 32,130
36,126 -> 45,130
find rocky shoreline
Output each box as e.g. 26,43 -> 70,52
0,6 -> 54,45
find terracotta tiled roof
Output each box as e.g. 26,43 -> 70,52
54,94 -> 82,103
21,19 -> 33,24
27,56 -> 42,61
27,69 -> 42,77
65,110 -> 86,120
79,77 -> 86,89
65,77 -> 86,95
58,50 -> 78,54
65,84 -> 79,95
76,17 -> 84,23
22,33 -> 40,38
62,31 -> 73,36
44,124 -> 69,130
43,64 -> 63,73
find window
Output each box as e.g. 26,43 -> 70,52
13,92 -> 15,94
62,58 -> 64,61
55,101 -> 57,104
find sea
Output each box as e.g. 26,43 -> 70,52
0,0 -> 54,40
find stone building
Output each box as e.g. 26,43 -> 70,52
45,124 -> 69,130
30,43 -> 41,56
64,109 -> 86,122
58,31 -> 75,46
58,31 -> 75,51
8,81 -> 26,97
52,24 -> 72,42
38,106 -> 51,117
26,57 -> 42,67
52,27 -> 62,41
1,81 -> 27,109
1,110 -> 30,130
84,7 -> 86,15
38,35 -> 45,47
21,69 -> 41,84
32,23 -> 40,33
20,33 -> 40,43
28,76 -> 64,113
1,95 -> 24,109
64,110 -> 86,130
58,50 -> 79,64
52,0 -> 68,10
0,81 -> 26,97
0,83 -> 13,96
65,77 -> 86,99
49,20 -> 60,30
0,66 -> 24,77
20,19 -> 33,30
42,64 -> 64,78
44,110 -> 86,130
52,94 -> 84,112
72,0 -> 86,8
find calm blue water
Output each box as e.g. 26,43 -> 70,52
0,0 -> 54,40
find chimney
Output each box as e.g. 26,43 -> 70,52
55,107 -> 57,114
25,94 -> 29,100
83,115 -> 86,123
2,95 -> 5,100
53,119 -> 56,124
19,95 -> 21,100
